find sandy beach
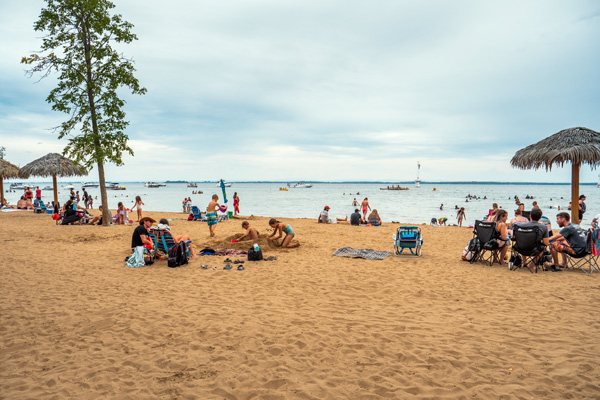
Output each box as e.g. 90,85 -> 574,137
1,210 -> 599,399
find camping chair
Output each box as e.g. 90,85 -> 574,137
191,206 -> 206,221
393,226 -> 423,257
565,229 -> 599,274
470,220 -> 501,266
509,224 -> 547,273
148,228 -> 191,259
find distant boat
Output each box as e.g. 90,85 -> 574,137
380,185 -> 409,190
9,182 -> 26,191
187,182 -> 198,188
415,161 -> 421,188
217,180 -> 232,187
42,185 -> 53,191
107,183 -> 126,190
144,182 -> 166,188
279,187 -> 288,191
81,182 -> 99,188
287,182 -> 313,188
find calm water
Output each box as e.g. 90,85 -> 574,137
5,182 -> 598,228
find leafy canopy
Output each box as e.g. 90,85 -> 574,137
22,0 -> 146,169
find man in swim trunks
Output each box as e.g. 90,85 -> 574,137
236,221 -> 259,241
361,198 -> 371,221
207,194 -> 220,237
548,212 -> 587,270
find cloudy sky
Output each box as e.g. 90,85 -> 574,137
1,0 -> 599,182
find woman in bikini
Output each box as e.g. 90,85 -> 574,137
233,192 -> 240,216
361,198 -> 371,221
268,218 -> 299,248
131,195 -> 145,222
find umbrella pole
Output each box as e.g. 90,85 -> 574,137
0,179 -> 4,206
53,175 -> 58,207
572,163 -> 580,224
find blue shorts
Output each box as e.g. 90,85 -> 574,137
206,212 -> 217,226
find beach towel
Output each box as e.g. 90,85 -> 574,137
126,246 -> 146,268
332,247 -> 391,260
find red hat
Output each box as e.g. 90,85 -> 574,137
324,206 -> 330,210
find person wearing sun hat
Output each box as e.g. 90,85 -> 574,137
131,216 -> 155,250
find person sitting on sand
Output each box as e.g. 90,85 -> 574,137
492,209 -> 509,265
114,202 -> 129,225
1,198 -> 16,209
16,196 -> 33,210
153,218 -> 196,257
131,217 -> 155,251
207,194 -> 220,237
318,206 -> 348,224
61,199 -> 87,225
235,221 -> 259,242
89,206 -> 112,225
350,209 -> 363,226
367,209 -> 382,226
268,218 -> 299,248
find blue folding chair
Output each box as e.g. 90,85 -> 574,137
191,206 -> 206,221
394,226 -> 423,257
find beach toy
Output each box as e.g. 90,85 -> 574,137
219,204 -> 228,213
231,239 -> 237,243
129,219 -> 133,223
52,213 -> 61,221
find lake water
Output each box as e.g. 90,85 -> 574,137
5,182 -> 598,228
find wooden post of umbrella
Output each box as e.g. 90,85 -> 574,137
0,179 -> 4,206
572,162 -> 580,224
52,174 -> 58,206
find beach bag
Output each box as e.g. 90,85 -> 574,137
483,239 -> 499,250
467,237 -> 480,252
248,247 -> 263,261
126,247 -> 146,268
461,246 -> 474,261
187,213 -> 194,221
168,241 -> 188,268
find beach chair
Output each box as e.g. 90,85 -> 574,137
470,220 -> 500,266
191,206 -> 206,221
393,226 -> 423,257
565,229 -> 599,274
509,224 -> 547,273
148,228 -> 191,259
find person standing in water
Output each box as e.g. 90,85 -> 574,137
361,198 -> 371,222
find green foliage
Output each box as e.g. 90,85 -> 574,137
22,0 -> 146,169
0,147 -> 5,160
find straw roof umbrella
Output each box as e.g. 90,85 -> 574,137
18,153 -> 88,206
510,127 -> 600,224
0,159 -> 20,206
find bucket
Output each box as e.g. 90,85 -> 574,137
228,211 -> 233,219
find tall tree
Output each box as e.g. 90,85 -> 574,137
22,0 -> 146,225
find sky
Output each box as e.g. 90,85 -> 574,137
1,0 -> 600,183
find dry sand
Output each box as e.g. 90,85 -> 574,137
1,211 -> 599,399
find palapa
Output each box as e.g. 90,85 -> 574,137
511,127 -> 600,224
0,159 -> 20,206
18,153 -> 88,206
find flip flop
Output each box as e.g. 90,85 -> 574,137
223,258 -> 232,263
264,256 -> 277,261
233,259 -> 245,264
201,265 -> 208,269
237,265 -> 245,271
223,264 -> 233,270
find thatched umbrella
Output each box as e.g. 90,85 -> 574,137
18,153 -> 88,206
0,159 -> 20,206
511,127 -> 600,224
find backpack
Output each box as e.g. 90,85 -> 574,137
168,242 -> 188,268
248,247 -> 263,261
467,237 -> 480,252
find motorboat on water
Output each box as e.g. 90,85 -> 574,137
107,183 -> 126,190
82,182 -> 99,188
144,182 -> 166,188
42,185 -> 53,191
9,182 -> 27,191
187,182 -> 198,188
217,180 -> 232,187
287,182 -> 313,188
380,185 -> 409,190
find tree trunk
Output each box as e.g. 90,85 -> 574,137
97,161 -> 110,226
571,163 -> 580,225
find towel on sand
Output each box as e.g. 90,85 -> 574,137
332,247 -> 391,260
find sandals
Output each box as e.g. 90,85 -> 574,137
233,259 -> 245,264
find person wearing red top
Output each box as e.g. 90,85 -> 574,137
35,186 -> 42,201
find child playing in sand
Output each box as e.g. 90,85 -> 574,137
131,196 -> 144,222
207,194 -> 220,237
268,218 -> 299,248
234,221 -> 259,242
457,207 -> 466,227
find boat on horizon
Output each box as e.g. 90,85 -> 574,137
217,180 -> 232,187
287,182 -> 313,188
107,183 -> 126,190
380,185 -> 409,191
144,182 -> 166,188
187,182 -> 198,188
81,182 -> 99,188
9,182 -> 27,191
